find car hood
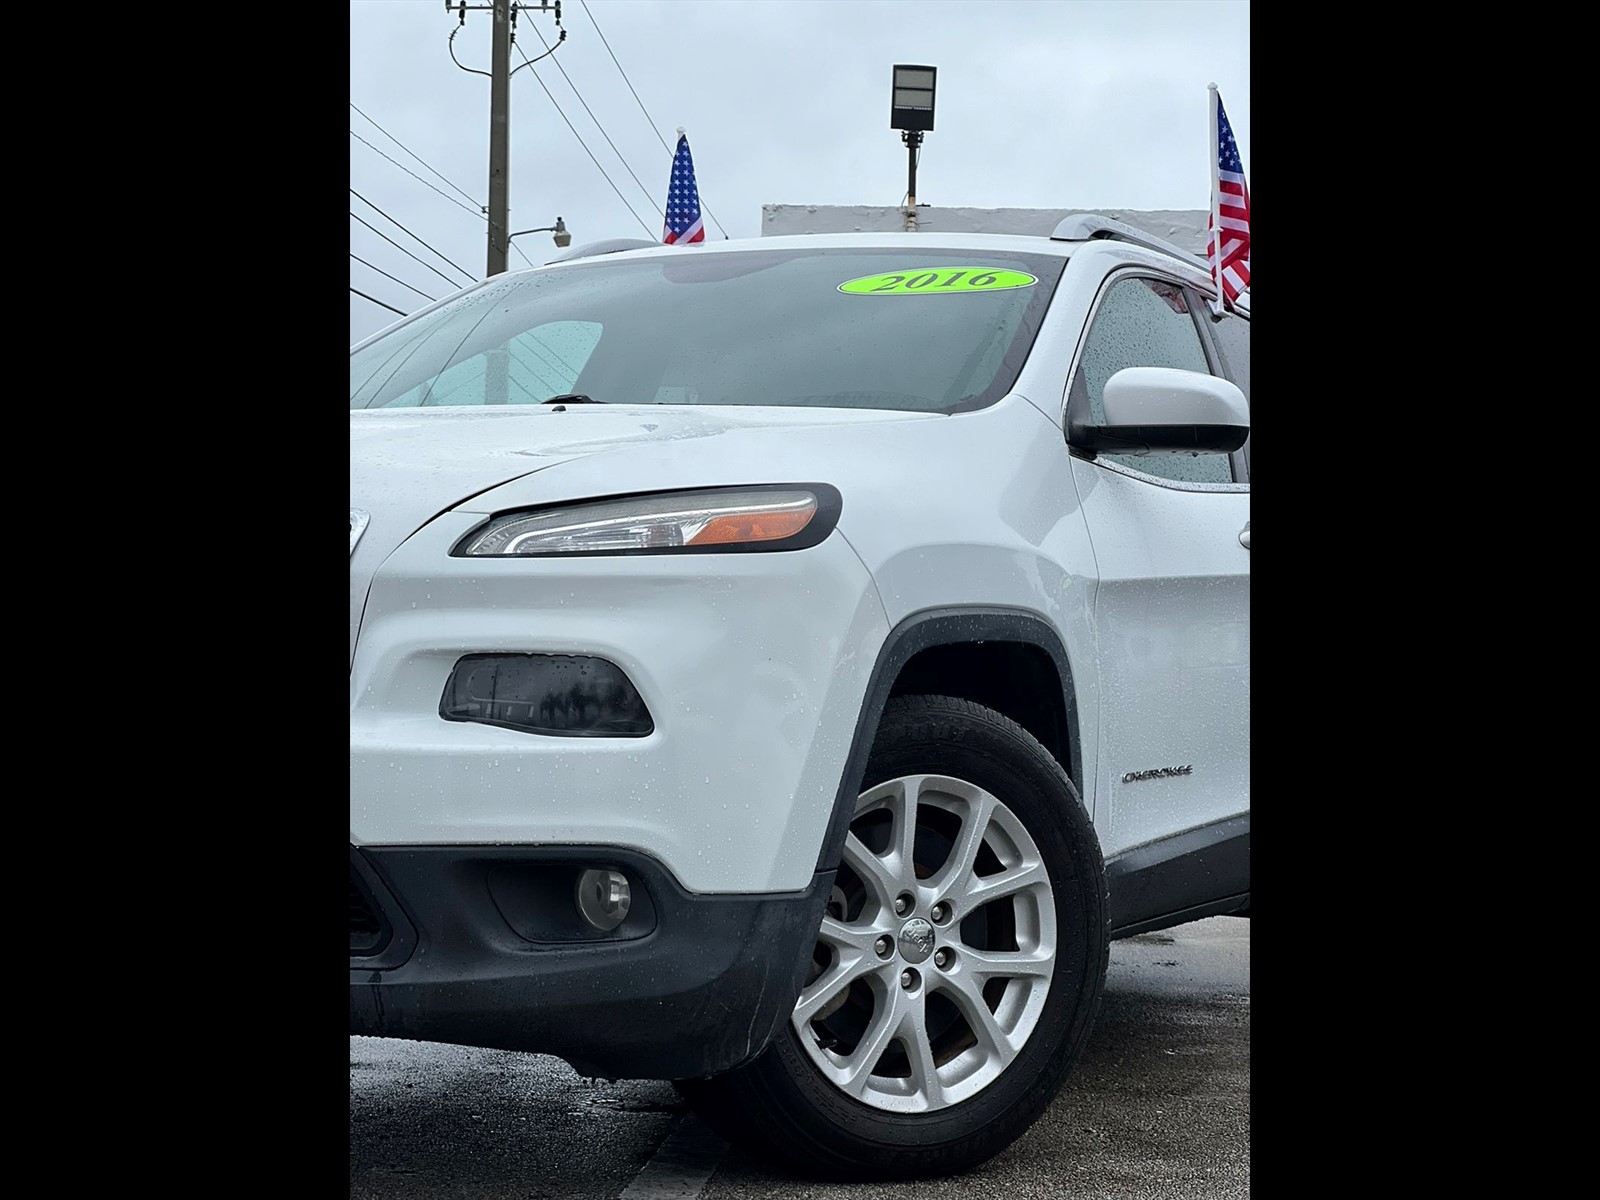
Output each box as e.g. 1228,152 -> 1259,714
349,404 -> 938,660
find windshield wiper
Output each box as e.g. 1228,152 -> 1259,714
542,394 -> 604,405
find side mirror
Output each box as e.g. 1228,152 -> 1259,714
1070,367 -> 1249,458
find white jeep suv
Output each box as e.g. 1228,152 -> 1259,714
349,214 -> 1250,1179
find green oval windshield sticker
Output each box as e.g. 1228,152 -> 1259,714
838,268 -> 1037,296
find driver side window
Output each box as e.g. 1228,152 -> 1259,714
1071,276 -> 1233,484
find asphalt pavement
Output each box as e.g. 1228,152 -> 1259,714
350,915 -> 1249,1198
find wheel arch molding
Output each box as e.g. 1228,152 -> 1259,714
814,606 -> 1084,875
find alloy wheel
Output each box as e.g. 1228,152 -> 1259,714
791,773 -> 1057,1113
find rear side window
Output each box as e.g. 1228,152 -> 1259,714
1070,277 -> 1234,485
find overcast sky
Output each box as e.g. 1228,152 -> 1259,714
349,0 -> 1249,342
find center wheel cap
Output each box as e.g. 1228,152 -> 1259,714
897,917 -> 935,964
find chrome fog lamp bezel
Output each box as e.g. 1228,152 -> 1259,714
575,867 -> 632,932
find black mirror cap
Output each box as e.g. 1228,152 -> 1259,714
1067,420 -> 1249,459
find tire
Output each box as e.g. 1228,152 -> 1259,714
678,695 -> 1109,1179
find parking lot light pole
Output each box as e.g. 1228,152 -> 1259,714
890,65 -> 936,232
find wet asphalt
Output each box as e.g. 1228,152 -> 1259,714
349,915 -> 1249,1198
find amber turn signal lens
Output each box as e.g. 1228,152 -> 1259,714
686,502 -> 816,546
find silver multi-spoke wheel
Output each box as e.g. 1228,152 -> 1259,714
679,698 -> 1106,1179
791,773 -> 1057,1113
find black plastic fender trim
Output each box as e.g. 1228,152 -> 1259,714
1105,813 -> 1250,937
1110,892 -> 1250,940
814,606 -> 1084,874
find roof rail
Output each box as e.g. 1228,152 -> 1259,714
1049,213 -> 1204,266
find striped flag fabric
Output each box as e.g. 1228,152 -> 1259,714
1205,87 -> 1250,307
662,130 -> 705,245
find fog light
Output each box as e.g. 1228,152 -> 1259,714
576,868 -> 631,932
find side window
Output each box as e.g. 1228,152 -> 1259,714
1208,311 -> 1250,478
1072,276 -> 1233,484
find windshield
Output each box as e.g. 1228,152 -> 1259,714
350,247 -> 1066,414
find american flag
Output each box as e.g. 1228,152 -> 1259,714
662,131 -> 705,245
1205,89 -> 1250,306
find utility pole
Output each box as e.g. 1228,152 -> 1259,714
445,1 -> 565,277
487,0 -> 512,276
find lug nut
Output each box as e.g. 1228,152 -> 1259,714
931,901 -> 950,924
874,935 -> 893,958
894,893 -> 914,916
900,968 -> 916,989
934,948 -> 952,970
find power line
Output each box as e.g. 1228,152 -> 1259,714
351,130 -> 485,220
350,253 -> 438,303
504,366 -> 542,404
351,187 -> 475,281
350,188 -> 476,283
351,287 -> 407,317
524,23 -> 662,221
350,133 -> 535,270
515,333 -> 579,382
506,346 -> 564,393
349,102 -> 536,270
351,211 -> 472,291
578,0 -> 728,238
529,335 -> 579,378
350,100 -> 482,209
578,2 -> 672,154
513,39 -> 656,239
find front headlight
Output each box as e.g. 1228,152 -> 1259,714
454,485 -> 841,556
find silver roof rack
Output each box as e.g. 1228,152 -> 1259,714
1049,213 -> 1204,266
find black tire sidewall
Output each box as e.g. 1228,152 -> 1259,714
745,696 -> 1109,1175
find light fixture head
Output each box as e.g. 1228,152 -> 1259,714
890,64 -> 936,132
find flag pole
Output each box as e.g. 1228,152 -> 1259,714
1207,83 -> 1225,316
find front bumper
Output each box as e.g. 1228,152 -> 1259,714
350,844 -> 832,1079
